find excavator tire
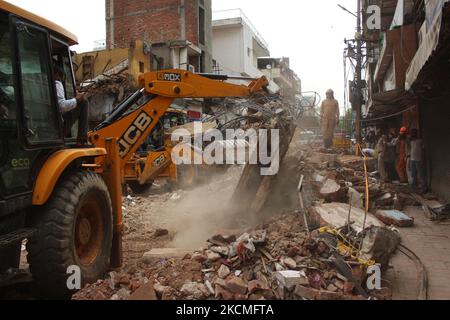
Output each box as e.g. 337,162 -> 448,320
27,172 -> 113,299
128,181 -> 153,195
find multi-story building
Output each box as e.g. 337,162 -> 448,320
212,9 -> 270,79
212,9 -> 302,99
105,0 -> 213,73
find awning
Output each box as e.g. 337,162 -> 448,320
364,89 -> 417,120
406,1 -> 450,90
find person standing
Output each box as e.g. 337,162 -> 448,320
385,131 -> 399,182
377,134 -> 388,182
410,129 -> 425,192
395,127 -> 409,183
320,89 -> 340,149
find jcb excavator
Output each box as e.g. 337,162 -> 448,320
0,2 -> 268,297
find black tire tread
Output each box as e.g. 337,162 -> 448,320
27,171 -> 113,298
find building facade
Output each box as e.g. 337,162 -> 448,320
105,0 -> 213,72
361,0 -> 450,201
212,9 -> 271,79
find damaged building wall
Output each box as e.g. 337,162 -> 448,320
105,0 -> 212,72
74,40 -> 151,85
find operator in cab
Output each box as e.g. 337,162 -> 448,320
54,65 -> 89,145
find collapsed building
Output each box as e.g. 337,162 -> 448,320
73,3 -> 303,129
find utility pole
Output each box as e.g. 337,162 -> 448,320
355,0 -> 363,145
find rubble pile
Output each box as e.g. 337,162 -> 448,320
73,212 -> 393,301
80,73 -> 135,102
306,150 -> 423,226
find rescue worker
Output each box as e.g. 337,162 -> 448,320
320,89 -> 340,149
395,127 -> 409,183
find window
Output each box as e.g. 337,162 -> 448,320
139,61 -> 145,73
52,39 -> 76,100
17,22 -> 61,144
199,6 -> 205,45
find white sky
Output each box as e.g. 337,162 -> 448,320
6,0 -> 357,109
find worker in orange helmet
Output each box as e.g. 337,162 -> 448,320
395,126 -> 409,183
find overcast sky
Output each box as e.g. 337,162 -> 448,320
6,0 -> 357,110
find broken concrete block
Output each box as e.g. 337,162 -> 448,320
310,203 -> 383,233
217,265 -> 231,279
294,285 -> 319,300
128,282 -> 157,301
153,282 -> 170,296
320,179 -> 346,202
376,193 -> 394,206
313,172 -> 327,183
374,210 -> 414,227
116,288 -> 131,300
215,285 -> 234,300
225,275 -> 248,295
348,187 -> 364,209
248,280 -> 269,294
142,248 -> 191,264
280,257 -> 297,269
327,284 -> 338,292
210,246 -> 230,256
181,282 -> 210,300
206,250 -> 222,262
275,270 -> 309,289
191,252 -> 207,263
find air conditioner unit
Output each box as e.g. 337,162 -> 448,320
188,65 -> 195,73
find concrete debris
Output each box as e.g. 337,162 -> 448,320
310,203 -> 383,233
374,210 -> 415,227
128,282 -> 157,301
205,250 -> 221,262
320,179 -> 346,202
275,270 -> 309,289
280,257 -> 297,270
224,275 -> 248,295
180,282 -> 210,300
217,265 -> 231,279
348,188 -> 364,209
73,127 -> 411,301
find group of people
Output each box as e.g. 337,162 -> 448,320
376,127 -> 426,193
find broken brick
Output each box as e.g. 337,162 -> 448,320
225,276 -> 248,295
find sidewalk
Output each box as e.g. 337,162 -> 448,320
386,206 -> 450,300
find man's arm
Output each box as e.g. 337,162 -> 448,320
55,81 -> 77,113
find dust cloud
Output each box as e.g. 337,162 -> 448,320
162,166 -> 257,250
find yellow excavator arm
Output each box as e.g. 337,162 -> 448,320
89,70 -> 268,166
88,70 -> 269,267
